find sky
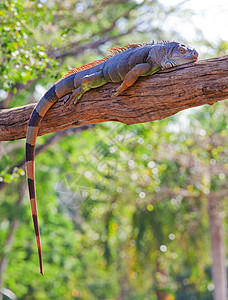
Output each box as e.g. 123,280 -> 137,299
183,0 -> 228,41
160,0 -> 228,45
157,0 -> 228,127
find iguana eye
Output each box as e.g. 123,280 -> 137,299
179,47 -> 187,54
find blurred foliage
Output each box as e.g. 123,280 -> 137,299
0,0 -> 228,299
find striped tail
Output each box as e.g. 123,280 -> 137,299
26,73 -> 79,274
26,85 -> 61,275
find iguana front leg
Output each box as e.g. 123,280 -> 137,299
63,71 -> 107,109
112,63 -> 161,97
63,63 -> 161,109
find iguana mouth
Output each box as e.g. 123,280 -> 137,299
191,49 -> 199,60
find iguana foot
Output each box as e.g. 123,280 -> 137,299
111,62 -> 155,97
62,71 -> 107,110
63,87 -> 83,110
111,88 -> 121,97
111,81 -> 130,97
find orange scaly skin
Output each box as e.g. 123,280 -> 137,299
25,41 -> 198,275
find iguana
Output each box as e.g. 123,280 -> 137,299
25,41 -> 198,275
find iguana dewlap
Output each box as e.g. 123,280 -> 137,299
25,41 -> 198,275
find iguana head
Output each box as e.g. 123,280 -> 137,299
148,41 -> 198,70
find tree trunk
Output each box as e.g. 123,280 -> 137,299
208,195 -> 227,300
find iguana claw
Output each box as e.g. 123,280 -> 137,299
63,87 -> 82,110
111,89 -> 120,97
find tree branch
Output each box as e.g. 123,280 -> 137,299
0,55 -> 227,142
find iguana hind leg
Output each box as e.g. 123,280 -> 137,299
112,63 -> 161,97
63,71 -> 107,109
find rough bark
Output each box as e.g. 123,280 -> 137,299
0,55 -> 227,142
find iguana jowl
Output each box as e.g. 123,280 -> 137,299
25,41 -> 198,275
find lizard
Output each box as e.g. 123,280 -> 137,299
25,41 -> 198,275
